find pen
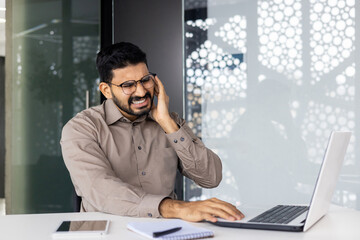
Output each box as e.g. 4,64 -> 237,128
153,227 -> 182,238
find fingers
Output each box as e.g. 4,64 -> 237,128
192,199 -> 244,222
211,198 -> 244,217
202,213 -> 218,223
154,78 -> 159,96
199,198 -> 244,221
208,198 -> 245,219
153,75 -> 170,109
153,75 -> 165,97
202,205 -> 237,221
174,199 -> 244,223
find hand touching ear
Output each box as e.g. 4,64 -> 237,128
151,75 -> 179,134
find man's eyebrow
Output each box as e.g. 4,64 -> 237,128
123,73 -> 151,82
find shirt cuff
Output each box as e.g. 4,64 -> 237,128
166,126 -> 194,151
138,194 -> 169,218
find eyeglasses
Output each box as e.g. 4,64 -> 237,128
108,73 -> 156,95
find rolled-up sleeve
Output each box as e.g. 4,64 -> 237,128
60,116 -> 167,218
166,113 -> 222,188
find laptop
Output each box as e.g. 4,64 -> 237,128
213,131 -> 351,232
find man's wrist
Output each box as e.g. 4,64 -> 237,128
158,116 -> 179,134
159,198 -> 183,218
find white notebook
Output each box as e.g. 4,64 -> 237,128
127,219 -> 214,240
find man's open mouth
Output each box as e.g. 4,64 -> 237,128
132,98 -> 146,104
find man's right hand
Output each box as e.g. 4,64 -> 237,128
159,198 -> 245,222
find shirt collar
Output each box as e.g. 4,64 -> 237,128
104,99 -> 153,125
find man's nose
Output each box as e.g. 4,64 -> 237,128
133,80 -> 147,96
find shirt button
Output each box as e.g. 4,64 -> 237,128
180,137 -> 185,141
138,146 -> 142,150
174,139 -> 178,143
148,213 -> 152,217
142,171 -> 146,176
132,122 -> 137,126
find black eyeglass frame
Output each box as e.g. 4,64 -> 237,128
108,72 -> 157,95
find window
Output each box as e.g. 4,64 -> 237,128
184,0 -> 359,210
7,0 -> 100,213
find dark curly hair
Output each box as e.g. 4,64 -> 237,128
96,42 -> 147,83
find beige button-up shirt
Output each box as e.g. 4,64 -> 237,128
60,99 -> 222,218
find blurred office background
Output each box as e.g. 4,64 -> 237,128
183,0 -> 360,210
1,0 -> 359,215
1,0 -> 5,215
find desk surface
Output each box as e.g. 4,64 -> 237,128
1,206 -> 359,240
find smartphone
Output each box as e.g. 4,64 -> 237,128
52,220 -> 110,238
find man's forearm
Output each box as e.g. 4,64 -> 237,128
166,123 -> 223,188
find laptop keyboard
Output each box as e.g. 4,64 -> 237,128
249,205 -> 309,224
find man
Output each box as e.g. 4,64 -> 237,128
61,42 -> 244,222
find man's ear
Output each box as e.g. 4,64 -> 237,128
99,82 -> 112,99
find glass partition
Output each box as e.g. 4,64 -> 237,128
184,0 -> 360,210
8,0 -> 100,213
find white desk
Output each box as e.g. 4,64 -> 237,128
1,206 -> 359,240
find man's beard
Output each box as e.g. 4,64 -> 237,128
111,91 -> 153,118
